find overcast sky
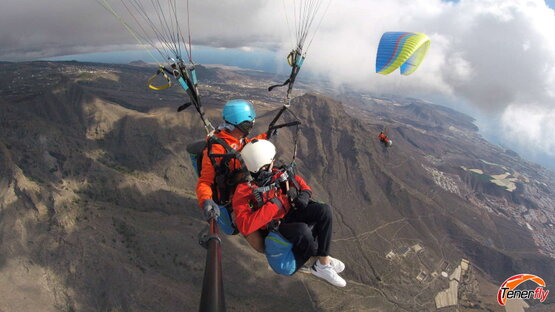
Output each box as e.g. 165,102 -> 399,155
2,0 -> 555,169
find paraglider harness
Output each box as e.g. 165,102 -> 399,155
188,133 -> 252,236
264,47 -> 308,276
187,104 -> 301,237
150,58 -> 215,134
161,58 -> 249,235
249,164 -> 300,210
268,48 -> 305,102
378,126 -> 392,148
248,164 -> 304,276
206,135 -> 251,207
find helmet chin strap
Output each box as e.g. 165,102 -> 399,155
223,123 -> 246,140
235,120 -> 254,137
238,127 -> 250,137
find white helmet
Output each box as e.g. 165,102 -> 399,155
240,139 -> 276,173
387,139 -> 393,147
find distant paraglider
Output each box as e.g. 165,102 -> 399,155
378,127 -> 393,148
376,32 -> 431,76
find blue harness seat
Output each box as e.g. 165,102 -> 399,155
264,231 -> 296,276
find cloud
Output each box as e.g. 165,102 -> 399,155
0,1 -> 128,58
1,0 -> 555,163
0,0 -> 283,61
300,0 -> 555,161
501,104 -> 555,157
301,0 -> 554,109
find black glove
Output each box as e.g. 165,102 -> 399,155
203,199 -> 220,221
293,190 -> 310,209
286,188 -> 298,200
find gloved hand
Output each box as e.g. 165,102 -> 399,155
203,199 -> 220,221
286,188 -> 298,200
293,190 -> 310,209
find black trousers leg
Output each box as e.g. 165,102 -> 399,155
279,201 -> 333,269
278,222 -> 317,271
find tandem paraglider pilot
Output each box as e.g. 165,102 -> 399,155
232,139 -> 347,287
195,99 -> 268,233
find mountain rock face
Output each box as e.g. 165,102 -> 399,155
1,61 -> 554,312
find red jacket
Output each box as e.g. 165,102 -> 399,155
232,170 -> 312,236
378,132 -> 390,143
196,130 -> 267,208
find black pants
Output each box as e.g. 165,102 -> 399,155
278,200 -> 333,271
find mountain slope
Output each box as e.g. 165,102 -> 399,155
0,61 -> 554,312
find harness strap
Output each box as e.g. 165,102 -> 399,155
286,168 -> 300,190
267,106 -> 301,136
206,134 -> 253,205
268,49 -> 304,101
268,78 -> 292,92
255,184 -> 276,194
269,198 -> 284,211
172,61 -> 215,134
270,121 -> 301,130
208,135 -> 251,178
149,60 -> 214,134
250,169 -> 302,209
265,106 -> 302,165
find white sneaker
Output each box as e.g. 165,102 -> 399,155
311,261 -> 347,287
329,256 -> 345,274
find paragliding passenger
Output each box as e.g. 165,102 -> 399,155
196,99 -> 267,234
232,139 -> 347,287
378,131 -> 393,147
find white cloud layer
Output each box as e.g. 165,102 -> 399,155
501,104 -> 555,157
2,0 -> 555,165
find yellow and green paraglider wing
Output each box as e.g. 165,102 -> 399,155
376,32 -> 431,76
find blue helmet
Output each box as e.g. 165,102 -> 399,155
222,99 -> 256,125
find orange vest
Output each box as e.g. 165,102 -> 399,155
195,130 -> 267,208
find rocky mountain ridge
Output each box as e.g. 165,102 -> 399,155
0,61 -> 553,312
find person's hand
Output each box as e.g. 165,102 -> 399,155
203,199 -> 220,221
293,190 -> 310,209
286,188 -> 298,200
